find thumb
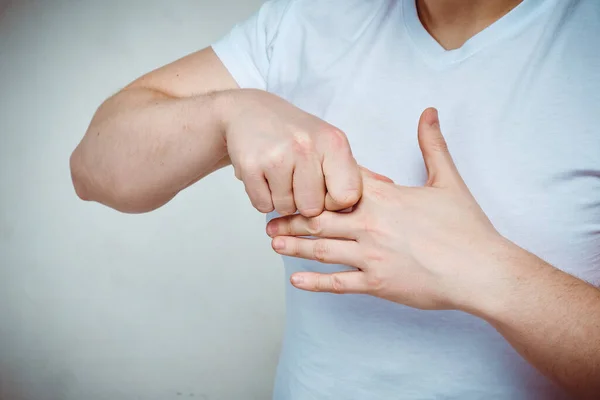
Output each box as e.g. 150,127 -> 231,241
417,108 -> 462,187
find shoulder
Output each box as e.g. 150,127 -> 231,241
274,0 -> 396,50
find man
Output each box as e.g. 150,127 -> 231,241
69,0 -> 600,398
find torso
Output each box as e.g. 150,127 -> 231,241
264,0 -> 600,398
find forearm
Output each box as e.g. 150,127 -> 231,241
473,239 -> 600,398
70,87 -> 231,213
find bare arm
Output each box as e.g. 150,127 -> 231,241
70,47 -> 238,213
476,244 -> 600,399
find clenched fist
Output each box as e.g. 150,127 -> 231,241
221,89 -> 362,217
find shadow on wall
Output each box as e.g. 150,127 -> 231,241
0,365 -> 74,400
0,0 -> 11,16
0,368 -> 32,400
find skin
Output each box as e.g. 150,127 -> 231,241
70,0 -> 600,397
418,0 -> 524,49
70,49 -> 361,215
267,109 -> 600,398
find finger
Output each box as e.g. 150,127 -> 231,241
318,127 -> 362,211
271,236 -> 362,267
292,144 -> 325,217
359,166 -> 394,183
267,211 -> 359,240
242,168 -> 274,213
417,108 -> 464,188
290,271 -> 370,294
265,166 -> 297,216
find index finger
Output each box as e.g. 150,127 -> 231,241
359,166 -> 394,183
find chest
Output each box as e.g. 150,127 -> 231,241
270,52 -> 600,284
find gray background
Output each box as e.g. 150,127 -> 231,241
0,1 -> 286,399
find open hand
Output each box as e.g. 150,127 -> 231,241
266,108 -> 505,311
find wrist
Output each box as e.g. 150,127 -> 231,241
208,89 -> 238,144
210,88 -> 266,143
454,235 -> 530,321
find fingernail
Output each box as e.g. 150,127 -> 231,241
272,238 -> 285,250
429,108 -> 440,127
267,223 -> 277,236
291,275 -> 304,285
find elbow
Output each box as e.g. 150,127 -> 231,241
70,147 -> 93,202
69,147 -> 168,214
69,146 -> 130,211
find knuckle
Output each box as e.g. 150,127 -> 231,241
296,192 -> 325,217
277,209 -> 297,217
251,196 -> 273,213
321,125 -> 349,149
330,275 -> 345,294
256,203 -> 274,213
365,272 -> 384,293
430,136 -> 449,153
246,189 -> 273,213
240,167 -> 264,187
306,216 -> 323,236
361,218 -> 377,235
366,183 -> 387,201
292,131 -> 314,154
280,218 -> 293,235
331,188 -> 361,207
273,196 -> 296,215
364,248 -> 384,263
314,276 -> 326,292
358,211 -> 383,236
239,155 -> 260,173
291,240 -> 301,257
313,240 -> 329,262
298,206 -> 323,218
264,148 -> 286,170
342,188 -> 361,204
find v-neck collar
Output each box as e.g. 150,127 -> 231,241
403,0 -> 554,69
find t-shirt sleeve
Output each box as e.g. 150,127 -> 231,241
211,0 -> 293,90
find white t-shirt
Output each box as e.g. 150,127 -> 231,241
212,0 -> 600,398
